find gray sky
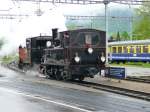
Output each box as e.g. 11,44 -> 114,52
0,0 -> 136,55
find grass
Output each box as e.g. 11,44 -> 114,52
0,54 -> 18,64
110,62 -> 150,68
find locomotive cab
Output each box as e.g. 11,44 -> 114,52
62,29 -> 106,79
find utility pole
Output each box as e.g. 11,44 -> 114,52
103,0 -> 109,65
129,5 -> 133,40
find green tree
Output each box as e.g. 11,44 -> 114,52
110,32 -> 117,41
66,23 -> 76,30
116,31 -> 121,41
121,31 -> 130,41
108,36 -> 115,42
133,2 -> 150,40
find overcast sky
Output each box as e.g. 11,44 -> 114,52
0,0 -> 135,55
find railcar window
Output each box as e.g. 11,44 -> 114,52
130,46 -> 134,53
118,46 -> 122,53
123,46 -> 128,53
143,45 -> 148,53
112,47 -> 117,53
136,46 -> 141,53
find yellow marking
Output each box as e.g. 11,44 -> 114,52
108,47 -> 110,53
116,46 -> 118,53
121,46 -> 124,53
148,45 -> 150,53
140,45 -> 143,53
111,46 -> 113,53
127,46 -> 131,53
133,45 -> 136,54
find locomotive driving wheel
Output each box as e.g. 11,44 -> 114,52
78,76 -> 85,81
62,71 -> 69,81
55,69 -> 62,80
44,68 -> 50,79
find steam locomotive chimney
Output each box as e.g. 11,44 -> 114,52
52,28 -> 58,40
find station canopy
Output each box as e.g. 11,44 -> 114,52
12,0 -> 150,5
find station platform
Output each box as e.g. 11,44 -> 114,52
85,75 -> 150,94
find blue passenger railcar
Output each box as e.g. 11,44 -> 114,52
108,40 -> 150,62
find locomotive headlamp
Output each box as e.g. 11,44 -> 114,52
88,48 -> 93,54
74,53 -> 80,63
101,56 -> 105,62
100,52 -> 105,62
74,56 -> 80,63
46,41 -> 52,47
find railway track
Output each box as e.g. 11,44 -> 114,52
6,62 -> 150,83
126,76 -> 150,83
6,63 -> 26,74
70,80 -> 150,101
5,63 -> 150,101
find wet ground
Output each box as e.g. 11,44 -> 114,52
0,65 -> 150,112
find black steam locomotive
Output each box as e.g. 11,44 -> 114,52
19,28 -> 106,81
40,28 -> 106,81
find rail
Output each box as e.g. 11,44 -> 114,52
69,80 -> 150,101
126,76 -> 150,83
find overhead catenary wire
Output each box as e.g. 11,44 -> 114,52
11,0 -> 150,5
64,15 -> 139,20
0,14 -> 29,19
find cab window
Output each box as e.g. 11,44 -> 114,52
74,32 -> 100,46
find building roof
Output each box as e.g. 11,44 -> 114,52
108,39 -> 150,46
28,35 -> 52,40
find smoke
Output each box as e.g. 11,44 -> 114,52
0,6 -> 67,56
0,2 -> 136,56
